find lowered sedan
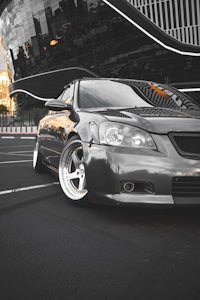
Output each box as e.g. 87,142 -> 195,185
33,78 -> 200,206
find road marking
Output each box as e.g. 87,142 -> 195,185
8,154 -> 32,157
0,151 -> 33,157
0,160 -> 32,164
20,137 -> 35,140
9,151 -> 33,153
1,136 -> 15,139
0,145 -> 34,149
0,182 -> 59,196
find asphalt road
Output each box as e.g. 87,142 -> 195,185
1,136 -> 200,300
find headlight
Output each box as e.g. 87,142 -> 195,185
99,122 -> 156,149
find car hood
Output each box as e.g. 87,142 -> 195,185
93,107 -> 200,134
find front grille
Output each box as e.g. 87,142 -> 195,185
169,133 -> 200,159
172,177 -> 200,197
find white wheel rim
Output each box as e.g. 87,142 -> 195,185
59,142 -> 88,200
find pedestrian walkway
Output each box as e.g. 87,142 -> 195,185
0,126 -> 37,134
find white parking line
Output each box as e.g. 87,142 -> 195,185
20,137 -> 35,140
9,151 -> 33,153
0,145 -> 34,149
0,182 -> 59,196
1,136 -> 15,139
0,160 -> 32,164
0,151 -> 33,157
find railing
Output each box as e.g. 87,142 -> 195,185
0,110 -> 36,127
0,110 -> 39,134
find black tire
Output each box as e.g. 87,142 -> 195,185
33,141 -> 46,173
59,136 -> 90,206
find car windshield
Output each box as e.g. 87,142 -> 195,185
79,79 -> 199,110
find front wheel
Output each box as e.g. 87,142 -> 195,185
59,136 -> 89,205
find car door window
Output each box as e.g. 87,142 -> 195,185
59,87 -> 70,102
59,84 -> 74,105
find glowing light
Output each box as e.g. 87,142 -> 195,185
149,84 -> 169,98
50,39 -> 58,46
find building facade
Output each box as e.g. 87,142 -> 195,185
0,36 -> 12,109
0,0 -> 199,93
127,0 -> 200,47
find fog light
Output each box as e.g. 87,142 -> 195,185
121,181 -> 154,194
123,182 -> 135,193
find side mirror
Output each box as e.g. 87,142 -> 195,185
45,99 -> 72,111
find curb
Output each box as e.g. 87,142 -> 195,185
0,135 -> 36,139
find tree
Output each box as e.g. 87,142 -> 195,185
0,104 -> 8,113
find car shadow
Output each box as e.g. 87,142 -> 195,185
82,203 -> 200,228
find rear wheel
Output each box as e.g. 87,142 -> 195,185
33,141 -> 45,173
59,136 -> 89,205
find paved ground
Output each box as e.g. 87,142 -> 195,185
1,136 -> 200,300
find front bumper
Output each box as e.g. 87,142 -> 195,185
82,134 -> 200,205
